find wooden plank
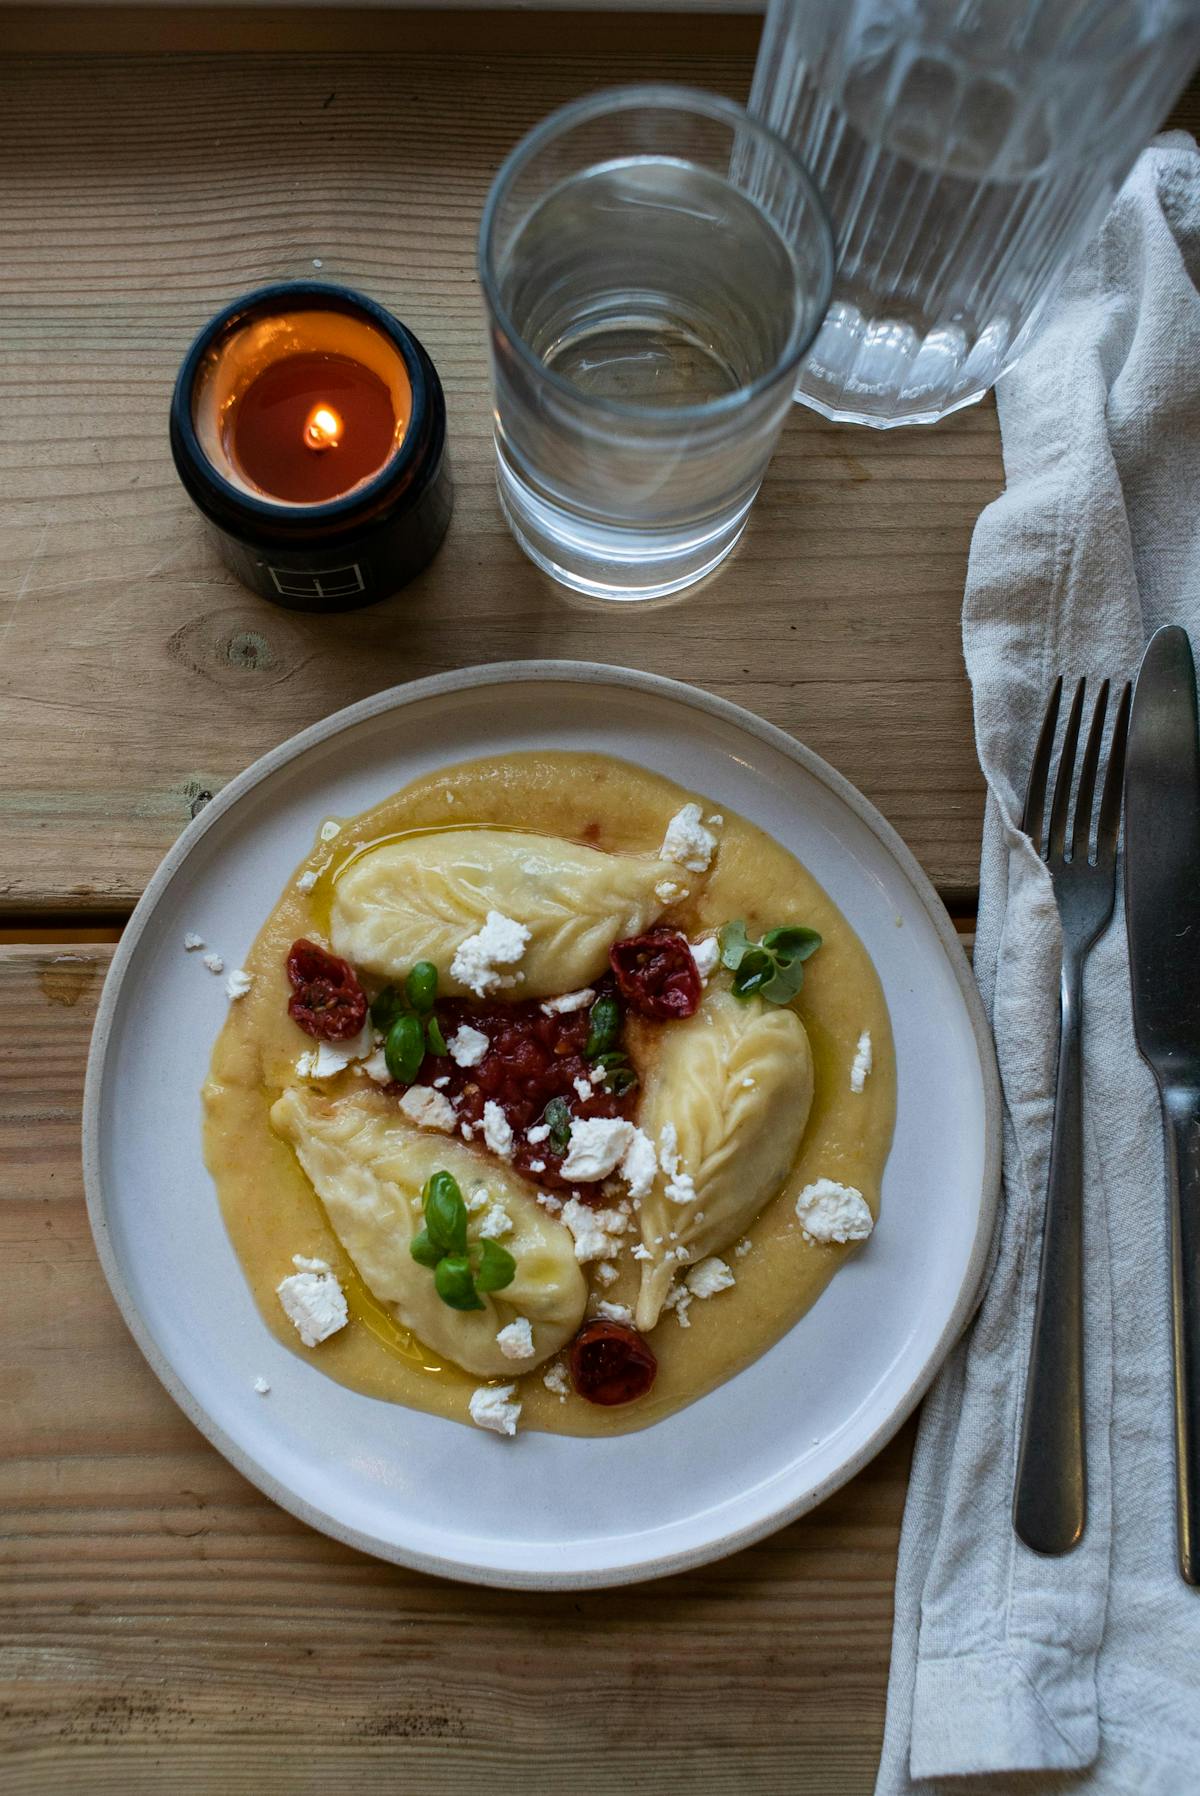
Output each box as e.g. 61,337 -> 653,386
0,29 -> 997,916
4,6 -> 768,56
0,942 -> 912,1793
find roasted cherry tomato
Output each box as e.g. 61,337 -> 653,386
569,1318 -> 657,1405
609,926 -> 701,1020
285,938 -> 368,1040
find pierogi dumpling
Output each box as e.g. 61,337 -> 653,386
271,1084 -> 587,1376
634,989 -> 815,1330
330,829 -> 679,997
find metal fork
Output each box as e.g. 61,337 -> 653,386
1012,675 -> 1132,1557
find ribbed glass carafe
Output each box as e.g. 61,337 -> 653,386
751,0 -> 1200,426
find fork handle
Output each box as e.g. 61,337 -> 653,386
1014,951 -> 1087,1555
1162,1084 -> 1200,1586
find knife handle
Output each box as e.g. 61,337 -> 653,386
1163,1084 -> 1200,1586
1014,954 -> 1087,1556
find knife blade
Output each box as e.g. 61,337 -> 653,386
1124,624 -> 1200,1584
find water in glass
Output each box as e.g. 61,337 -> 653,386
480,90 -> 833,600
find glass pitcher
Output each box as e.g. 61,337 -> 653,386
751,0 -> 1200,426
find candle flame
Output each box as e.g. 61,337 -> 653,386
303,404 -> 342,452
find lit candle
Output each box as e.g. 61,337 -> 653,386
170,283 -> 452,611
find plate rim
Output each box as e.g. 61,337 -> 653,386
82,658 -> 1001,1589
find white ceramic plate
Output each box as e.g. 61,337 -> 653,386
84,662 -> 1000,1589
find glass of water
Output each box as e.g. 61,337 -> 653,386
752,0 -> 1200,428
478,86 -> 833,600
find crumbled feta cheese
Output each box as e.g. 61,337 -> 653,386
631,1242 -> 652,1262
663,1281 -> 693,1328
741,1077 -> 756,1089
292,1253 -> 331,1273
655,879 -> 689,905
449,1023 -> 490,1068
361,1047 -> 391,1084
526,1123 -> 550,1146
276,1269 -> 348,1347
399,1085 -> 457,1133
690,935 -> 720,981
589,1065 -> 607,1086
658,1122 -> 696,1204
445,790 -> 455,805
469,1383 -> 521,1436
572,1075 -> 594,1102
734,1236 -> 753,1259
296,868 -> 319,894
465,1184 -> 490,1214
850,1031 -> 874,1094
253,1376 -> 270,1395
202,953 -> 225,975
226,968 -> 253,1001
450,910 -> 530,998
496,1317 -> 535,1362
319,819 -> 341,842
795,1179 -> 874,1244
595,1299 -> 633,1324
538,1191 -> 563,1215
540,987 -> 595,1016
477,1203 -> 513,1240
543,1361 -> 570,1400
183,932 -> 205,951
687,1257 -> 735,1299
482,1100 -> 514,1159
660,802 -> 718,873
561,1198 -> 627,1262
299,1023 -> 373,1081
529,1159 -> 546,1173
594,1260 -> 618,1287
433,1074 -> 450,1089
619,1127 -> 657,1200
460,1120 -> 476,1140
561,1117 -> 635,1182
707,813 -> 724,827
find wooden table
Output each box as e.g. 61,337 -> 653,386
1,14 -> 1194,1789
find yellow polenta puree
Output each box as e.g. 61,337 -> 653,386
203,752 -> 895,1437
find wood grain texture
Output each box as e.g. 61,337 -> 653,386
0,22 -> 998,915
0,941 -> 913,1794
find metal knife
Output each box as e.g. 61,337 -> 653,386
1124,624 -> 1200,1585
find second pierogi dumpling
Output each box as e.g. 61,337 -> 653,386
330,829 -> 677,997
635,989 -> 814,1330
271,1085 -> 587,1376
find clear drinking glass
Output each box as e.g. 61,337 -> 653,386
478,86 -> 834,600
751,0 -> 1200,427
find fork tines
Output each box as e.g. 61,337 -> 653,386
1022,677 -> 1133,867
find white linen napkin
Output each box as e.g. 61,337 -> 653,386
876,133 -> 1200,1796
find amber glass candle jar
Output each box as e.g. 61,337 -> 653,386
170,283 -> 451,612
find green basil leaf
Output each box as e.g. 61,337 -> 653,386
434,1254 -> 484,1311
423,1170 -> 468,1256
370,984 -> 405,1032
584,992 -> 621,1060
606,1065 -> 640,1097
760,960 -> 807,1005
594,1050 -> 628,1069
405,960 -> 438,1013
544,1096 -> 572,1156
718,919 -> 752,971
731,947 -> 773,997
425,1014 -> 448,1057
761,925 -> 822,964
409,1228 -> 442,1269
385,1011 -> 426,1084
474,1238 -> 517,1293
